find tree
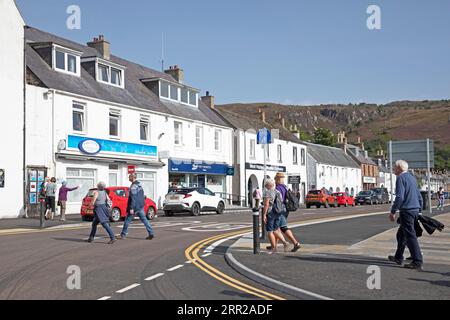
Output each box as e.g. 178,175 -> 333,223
314,128 -> 336,147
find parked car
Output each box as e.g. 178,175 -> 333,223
163,187 -> 226,216
355,191 -> 378,205
371,188 -> 390,204
80,187 -> 157,222
332,192 -> 355,207
306,190 -> 337,209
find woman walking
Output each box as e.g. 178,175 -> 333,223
437,187 -> 445,211
88,182 -> 116,244
45,178 -> 57,220
263,179 -> 290,254
58,181 -> 79,221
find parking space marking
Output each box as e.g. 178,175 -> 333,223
167,265 -> 184,272
145,273 -> 164,281
116,283 -> 141,294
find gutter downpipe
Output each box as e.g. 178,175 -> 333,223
22,29 -> 27,218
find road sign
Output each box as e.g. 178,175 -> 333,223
288,176 -> 301,185
128,165 -> 136,174
257,128 -> 272,145
389,140 -> 435,169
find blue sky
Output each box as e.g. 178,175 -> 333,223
16,0 -> 450,105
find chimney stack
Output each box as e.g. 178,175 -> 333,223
261,111 -> 266,123
165,65 -> 184,83
87,35 -> 110,60
357,137 -> 361,144
201,91 -> 215,110
281,118 -> 286,129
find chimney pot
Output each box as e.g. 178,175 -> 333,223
201,92 -> 215,110
165,65 -> 184,83
88,34 -> 110,60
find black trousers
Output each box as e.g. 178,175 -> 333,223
395,210 -> 423,265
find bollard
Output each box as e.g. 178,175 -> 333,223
252,208 -> 260,255
40,199 -> 45,229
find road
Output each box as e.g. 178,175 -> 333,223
0,204 -> 447,300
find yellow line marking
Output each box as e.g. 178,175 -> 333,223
185,229 -> 286,301
0,226 -> 90,236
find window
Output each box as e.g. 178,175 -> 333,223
195,126 -> 203,149
97,63 -> 124,88
214,130 -> 221,151
277,145 -> 282,163
111,68 -> 122,86
72,103 -> 85,133
109,173 -> 118,187
181,88 -> 189,104
136,172 -> 156,200
293,147 -> 298,164
54,47 -> 80,76
250,139 -> 256,159
170,85 -> 179,101
189,91 -> 197,106
160,82 -> 169,98
66,168 -> 96,203
109,110 -> 121,137
140,116 -> 150,141
301,149 -> 306,166
174,121 -> 183,145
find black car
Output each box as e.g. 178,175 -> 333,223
355,191 -> 378,205
371,188 -> 390,204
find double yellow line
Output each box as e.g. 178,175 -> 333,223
185,229 -> 286,301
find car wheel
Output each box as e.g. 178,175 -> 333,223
164,210 -> 173,217
306,205 -> 311,209
110,208 -> 121,223
216,202 -> 225,215
147,207 -> 156,221
191,203 -> 201,216
316,205 -> 321,209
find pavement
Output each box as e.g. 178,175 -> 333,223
225,206 -> 450,300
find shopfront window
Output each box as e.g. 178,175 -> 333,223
66,168 -> 96,203
207,175 -> 225,193
136,172 -> 156,200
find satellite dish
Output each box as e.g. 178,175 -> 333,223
57,140 -> 66,151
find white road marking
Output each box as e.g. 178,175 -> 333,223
185,259 -> 197,264
116,283 -> 141,294
98,296 -> 111,300
201,253 -> 212,258
183,223 -> 251,232
167,265 -> 184,272
145,273 -> 164,281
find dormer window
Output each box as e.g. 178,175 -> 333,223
52,45 -> 81,76
158,80 -> 198,107
97,62 -> 124,88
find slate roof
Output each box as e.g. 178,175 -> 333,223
24,26 -> 230,128
304,143 -> 360,168
346,144 -> 377,165
214,106 -> 306,145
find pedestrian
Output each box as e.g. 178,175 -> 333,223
253,187 -> 262,209
437,187 -> 445,211
87,182 -> 116,244
119,173 -> 155,240
44,177 -> 57,220
388,160 -> 424,271
263,178 -> 290,254
58,181 -> 79,221
273,172 -> 302,253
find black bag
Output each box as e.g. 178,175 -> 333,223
285,190 -> 300,212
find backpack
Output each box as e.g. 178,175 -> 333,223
285,190 -> 300,212
272,190 -> 285,215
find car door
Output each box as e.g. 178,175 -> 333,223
204,188 -> 220,209
114,188 -> 128,214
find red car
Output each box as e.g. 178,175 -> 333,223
332,192 -> 356,207
306,190 -> 337,209
80,187 -> 157,222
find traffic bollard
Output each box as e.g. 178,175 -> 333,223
40,199 -> 45,229
252,208 -> 260,255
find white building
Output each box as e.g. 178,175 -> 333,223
306,143 -> 362,196
24,27 -> 233,216
215,108 -> 308,206
0,0 -> 25,219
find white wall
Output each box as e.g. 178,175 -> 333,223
0,0 -> 25,218
315,163 -> 362,196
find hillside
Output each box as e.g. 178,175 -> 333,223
217,100 -> 450,169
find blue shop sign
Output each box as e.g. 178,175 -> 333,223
68,135 -> 157,157
169,159 -> 234,176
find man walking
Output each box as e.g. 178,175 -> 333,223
388,160 -> 424,271
119,173 -> 155,240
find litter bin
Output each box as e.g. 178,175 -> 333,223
420,191 -> 428,211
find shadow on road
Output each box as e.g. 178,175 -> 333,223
408,278 -> 450,288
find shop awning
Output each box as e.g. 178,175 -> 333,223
56,153 -> 166,168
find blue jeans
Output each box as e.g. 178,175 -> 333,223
121,209 -> 154,237
89,216 -> 116,241
395,210 -> 423,265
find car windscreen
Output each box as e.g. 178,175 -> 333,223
359,192 -> 372,196
309,191 -> 322,195
333,193 -> 345,197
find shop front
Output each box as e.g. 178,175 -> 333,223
363,176 -> 377,191
168,159 -> 233,194
56,135 -> 165,214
